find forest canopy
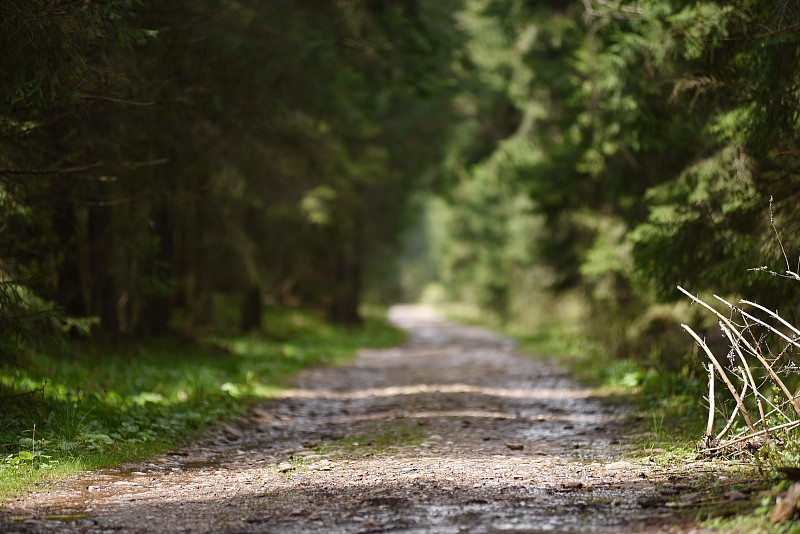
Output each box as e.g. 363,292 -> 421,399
410,0 -> 800,368
3,0 -> 800,370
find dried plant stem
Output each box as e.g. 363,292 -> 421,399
681,324 -> 755,433
702,420 -> 800,454
739,299 -> 800,339
720,323 -> 769,435
706,363 -> 715,437
769,195 -> 792,275
760,396 -> 793,424
715,294 -> 800,349
677,286 -> 800,418
679,212 -> 800,458
715,378 -> 748,442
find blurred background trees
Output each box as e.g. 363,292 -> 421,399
404,0 -> 800,371
1,0 -> 460,349
3,0 -> 800,372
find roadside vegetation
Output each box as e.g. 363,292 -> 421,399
0,306 -> 403,500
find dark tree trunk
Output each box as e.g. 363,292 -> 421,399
52,201 -> 85,317
88,205 -> 118,334
240,286 -> 262,332
328,225 -> 363,326
139,205 -> 173,336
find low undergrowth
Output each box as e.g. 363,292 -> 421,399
0,306 -> 404,500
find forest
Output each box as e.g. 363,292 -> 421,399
3,0 -> 800,509
4,0 -> 800,357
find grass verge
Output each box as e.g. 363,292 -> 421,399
0,306 -> 404,501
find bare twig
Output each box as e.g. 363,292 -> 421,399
715,380 -> 748,441
721,323 -> 769,436
706,363 -> 715,437
747,265 -> 800,282
119,158 -> 169,169
0,158 -> 168,178
677,286 -> 800,417
715,294 -> 800,349
702,420 -> 800,454
79,94 -> 155,106
756,391 -> 793,424
681,207 -> 800,458
0,162 -> 104,175
681,324 -> 756,433
740,299 -> 800,339
769,195 -> 792,275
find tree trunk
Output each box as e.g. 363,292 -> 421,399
88,205 -> 118,334
240,286 -> 262,332
139,205 -> 173,336
328,225 -> 363,326
53,201 -> 85,317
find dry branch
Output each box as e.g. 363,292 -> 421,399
679,284 -> 800,456
701,420 -> 800,454
677,286 -> 800,419
720,323 -> 769,435
706,363 -> 715,437
682,324 -> 755,433
740,299 -> 800,339
0,162 -> 104,175
715,379 -> 748,442
715,294 -> 800,349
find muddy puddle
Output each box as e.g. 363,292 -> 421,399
1,305 -> 732,533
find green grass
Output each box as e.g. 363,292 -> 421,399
0,306 -> 405,500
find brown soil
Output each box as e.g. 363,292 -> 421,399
2,306 -> 748,533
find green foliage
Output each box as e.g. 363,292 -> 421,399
3,0 -> 798,356
405,0 -> 800,379
1,0 -> 464,346
0,277 -> 67,364
0,0 -> 142,113
761,429 -> 800,474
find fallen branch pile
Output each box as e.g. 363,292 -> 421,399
678,285 -> 800,456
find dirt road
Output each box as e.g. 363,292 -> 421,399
3,306 -> 725,533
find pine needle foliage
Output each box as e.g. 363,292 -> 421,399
419,0 -> 800,369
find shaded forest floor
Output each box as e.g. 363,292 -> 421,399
1,306 -> 764,533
